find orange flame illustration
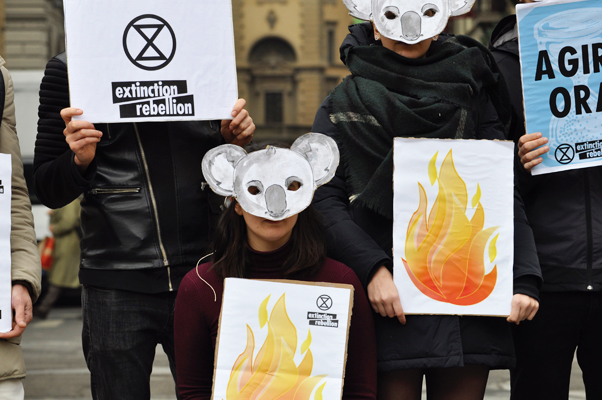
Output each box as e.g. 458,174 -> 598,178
225,294 -> 326,400
402,150 -> 499,306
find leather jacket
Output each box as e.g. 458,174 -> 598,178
34,54 -> 224,285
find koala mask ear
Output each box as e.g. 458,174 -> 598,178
343,0 -> 372,20
290,133 -> 340,188
201,144 -> 247,197
449,0 -> 476,16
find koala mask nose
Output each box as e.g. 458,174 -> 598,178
265,185 -> 288,218
401,11 -> 421,41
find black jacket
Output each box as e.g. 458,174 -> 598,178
491,16 -> 602,292
34,55 -> 224,291
312,23 -> 542,371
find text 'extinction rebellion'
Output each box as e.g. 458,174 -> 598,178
111,80 -> 195,118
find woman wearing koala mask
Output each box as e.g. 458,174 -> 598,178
173,135 -> 377,400
311,1 -> 542,399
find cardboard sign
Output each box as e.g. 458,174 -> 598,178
213,278 -> 353,400
0,154 -> 12,333
64,0 -> 238,123
517,0 -> 602,175
393,139 -> 514,316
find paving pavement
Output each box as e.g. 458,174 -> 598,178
20,306 -> 587,400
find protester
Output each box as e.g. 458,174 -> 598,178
174,139 -> 377,400
490,2 -> 602,398
310,10 -> 541,400
33,52 -> 254,400
0,57 -> 42,400
34,198 -> 81,319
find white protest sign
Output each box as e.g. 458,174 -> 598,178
393,139 -> 513,316
64,0 -> 238,123
0,154 -> 12,333
517,0 -> 602,175
213,278 -> 353,400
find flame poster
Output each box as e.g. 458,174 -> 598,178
0,154 -> 12,333
212,279 -> 353,400
393,139 -> 514,316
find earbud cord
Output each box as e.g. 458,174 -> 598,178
195,252 -> 217,302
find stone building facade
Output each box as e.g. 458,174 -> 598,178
4,0 -> 64,69
233,0 -> 353,140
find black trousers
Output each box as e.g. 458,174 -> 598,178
510,291 -> 602,400
82,286 -> 179,400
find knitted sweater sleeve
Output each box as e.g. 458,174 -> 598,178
34,56 -> 95,209
174,267 -> 221,400
337,264 -> 377,400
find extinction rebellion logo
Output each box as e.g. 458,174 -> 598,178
116,14 -> 194,118
307,295 -> 339,328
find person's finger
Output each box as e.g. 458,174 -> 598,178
507,304 -> 520,324
392,298 -> 406,325
523,157 -> 544,171
230,109 -> 250,130
527,302 -> 539,320
521,144 -> 549,162
65,128 -> 102,142
230,98 -> 247,118
518,137 -> 548,159
517,132 -> 543,148
60,107 -> 83,125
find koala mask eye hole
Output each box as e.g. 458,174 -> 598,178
422,4 -> 439,17
247,180 -> 264,196
383,6 -> 399,20
285,177 -> 303,192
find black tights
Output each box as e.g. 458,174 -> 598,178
377,365 -> 490,400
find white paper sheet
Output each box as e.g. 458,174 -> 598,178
0,154 -> 12,333
393,139 -> 514,316
64,0 -> 238,123
213,278 -> 353,400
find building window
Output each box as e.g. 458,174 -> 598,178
265,92 -> 283,124
326,22 -> 337,65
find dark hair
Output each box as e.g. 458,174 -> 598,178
209,141 -> 327,279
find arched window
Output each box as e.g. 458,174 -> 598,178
249,37 -> 296,67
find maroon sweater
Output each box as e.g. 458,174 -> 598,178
174,244 -> 377,400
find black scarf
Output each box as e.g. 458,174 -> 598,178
329,35 -> 511,219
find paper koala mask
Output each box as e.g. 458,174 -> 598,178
201,133 -> 340,221
343,0 -> 475,44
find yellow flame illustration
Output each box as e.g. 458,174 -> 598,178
402,150 -> 499,306
225,294 -> 326,400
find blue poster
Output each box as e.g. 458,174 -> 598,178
517,0 -> 602,175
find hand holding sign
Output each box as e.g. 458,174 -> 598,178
220,99 -> 255,147
518,132 -> 549,171
0,284 -> 33,339
366,266 -> 406,324
60,108 -> 103,174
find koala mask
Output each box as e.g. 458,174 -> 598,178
343,0 -> 475,44
201,133 -> 340,221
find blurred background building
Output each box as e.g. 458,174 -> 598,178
1,0 -> 515,145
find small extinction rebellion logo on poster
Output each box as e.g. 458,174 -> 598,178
115,14 -> 194,119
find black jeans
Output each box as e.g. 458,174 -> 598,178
82,286 -> 178,400
510,291 -> 602,400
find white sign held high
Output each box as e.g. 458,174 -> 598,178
0,154 -> 12,333
64,0 -> 238,123
393,139 -> 514,316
